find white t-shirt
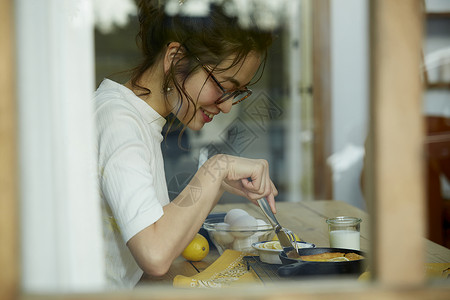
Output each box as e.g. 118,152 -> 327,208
94,79 -> 170,289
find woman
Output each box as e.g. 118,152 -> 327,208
94,0 -> 277,288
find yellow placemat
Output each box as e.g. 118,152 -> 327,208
358,263 -> 450,281
173,250 -> 262,288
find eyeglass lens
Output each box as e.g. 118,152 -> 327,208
216,89 -> 252,105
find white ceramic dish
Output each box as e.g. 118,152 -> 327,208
252,241 -> 316,264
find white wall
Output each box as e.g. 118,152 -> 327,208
330,0 -> 369,210
423,0 -> 450,118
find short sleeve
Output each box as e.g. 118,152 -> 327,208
97,100 -> 164,242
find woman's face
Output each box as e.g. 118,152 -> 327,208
172,52 -> 261,131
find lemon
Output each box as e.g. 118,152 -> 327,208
328,257 -> 349,262
182,233 -> 209,261
261,241 -> 283,250
272,233 -> 301,242
358,271 -> 371,281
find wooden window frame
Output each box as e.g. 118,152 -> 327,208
312,0 -> 333,200
2,0 -> 450,298
1,0 -> 18,299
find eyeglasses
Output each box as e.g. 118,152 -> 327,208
199,64 -> 252,105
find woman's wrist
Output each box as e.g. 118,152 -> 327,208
200,154 -> 231,183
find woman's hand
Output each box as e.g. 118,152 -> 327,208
203,154 -> 278,213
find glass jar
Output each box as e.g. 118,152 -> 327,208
326,216 -> 362,250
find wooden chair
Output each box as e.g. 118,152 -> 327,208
425,116 -> 450,247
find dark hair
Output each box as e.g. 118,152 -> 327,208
131,0 -> 273,137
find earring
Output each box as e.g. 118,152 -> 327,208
161,85 -> 174,95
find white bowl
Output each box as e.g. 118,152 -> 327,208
252,241 -> 316,264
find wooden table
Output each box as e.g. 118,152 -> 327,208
139,200 -> 450,286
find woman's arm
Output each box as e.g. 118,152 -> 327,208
127,154 -> 277,276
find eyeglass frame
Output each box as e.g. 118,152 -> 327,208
196,59 -> 253,105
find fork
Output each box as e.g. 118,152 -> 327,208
257,198 -> 299,253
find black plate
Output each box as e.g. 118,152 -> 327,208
277,247 -> 367,277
